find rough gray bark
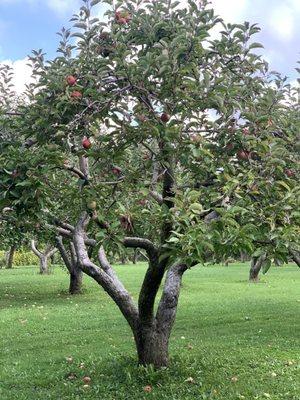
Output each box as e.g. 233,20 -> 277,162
6,244 -> 16,269
290,249 -> 300,268
31,240 -> 57,275
136,263 -> 188,367
249,254 -> 266,282
73,213 -> 139,331
56,236 -> 83,294
73,212 -> 189,368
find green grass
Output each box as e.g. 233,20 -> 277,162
0,263 -> 299,400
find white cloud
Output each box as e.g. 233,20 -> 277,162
211,0 -> 249,22
268,5 -> 295,41
0,58 -> 33,93
45,0 -> 81,16
0,0 -> 80,16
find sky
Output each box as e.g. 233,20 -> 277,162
0,0 -> 299,92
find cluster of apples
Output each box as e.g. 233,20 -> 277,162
115,10 -> 131,25
66,75 -> 82,101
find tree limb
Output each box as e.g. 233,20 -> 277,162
56,236 -> 72,272
73,212 -> 139,330
123,237 -> 158,263
156,263 -> 188,333
31,240 -> 43,258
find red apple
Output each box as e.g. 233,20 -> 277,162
139,199 -> 147,206
115,10 -> 131,24
82,137 -> 92,149
117,17 -> 127,25
243,127 -> 250,135
112,166 -> 122,175
71,90 -> 82,100
160,112 -> 170,123
237,150 -> 249,161
225,143 -> 234,151
285,169 -> 294,178
115,11 -> 121,20
66,75 -> 77,86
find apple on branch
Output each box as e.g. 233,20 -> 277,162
70,90 -> 82,100
82,137 -> 92,149
160,112 -> 170,123
112,166 -> 122,175
237,150 -> 250,161
66,75 -> 77,86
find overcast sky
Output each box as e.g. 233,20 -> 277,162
0,0 -> 299,92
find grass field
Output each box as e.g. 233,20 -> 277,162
0,263 -> 299,400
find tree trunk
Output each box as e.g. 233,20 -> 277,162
39,256 -> 49,274
249,254 -> 266,282
134,325 -> 169,367
31,240 -> 57,275
69,266 -> 83,294
132,249 -> 138,264
134,262 -> 187,368
6,244 -> 16,269
73,213 -> 187,369
56,236 -> 83,294
290,249 -> 300,268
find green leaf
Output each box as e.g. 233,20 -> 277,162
249,42 -> 264,50
90,0 -> 101,6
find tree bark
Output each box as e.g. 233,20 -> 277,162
69,268 -> 83,294
249,254 -> 266,282
135,262 -> 187,367
39,256 -> 49,275
31,240 -> 57,275
56,236 -> 83,294
290,249 -> 300,268
132,249 -> 138,264
134,325 -> 169,367
6,244 -> 16,269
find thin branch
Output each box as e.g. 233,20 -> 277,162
149,190 -> 163,205
123,237 -> 158,263
31,240 -> 43,258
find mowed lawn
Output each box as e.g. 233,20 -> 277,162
0,263 -> 299,400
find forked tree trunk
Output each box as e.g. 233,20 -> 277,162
6,244 -> 16,269
56,236 -> 83,294
70,141 -> 181,368
249,254 -> 266,282
31,240 -> 57,275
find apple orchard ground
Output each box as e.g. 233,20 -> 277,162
0,263 -> 299,400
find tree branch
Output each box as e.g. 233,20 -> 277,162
290,249 -> 300,268
149,190 -> 163,205
123,237 -> 158,263
156,263 -> 188,333
73,212 -> 139,330
31,240 -> 43,258
56,236 -> 72,272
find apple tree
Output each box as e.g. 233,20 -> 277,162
1,0 -> 299,367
